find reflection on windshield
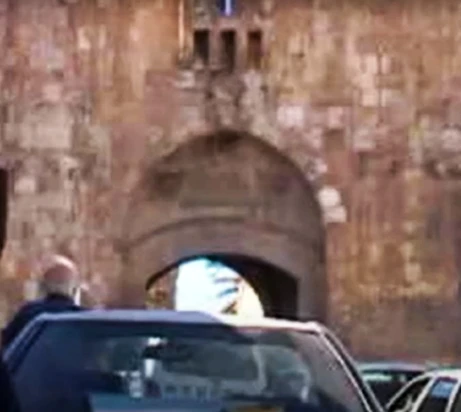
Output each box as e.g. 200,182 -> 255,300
158,340 -> 260,381
12,321 -> 365,412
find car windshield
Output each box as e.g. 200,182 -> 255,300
11,320 -> 366,412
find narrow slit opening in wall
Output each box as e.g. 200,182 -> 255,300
220,30 -> 236,71
358,152 -> 370,178
248,30 -> 263,69
193,29 -> 210,65
217,0 -> 236,16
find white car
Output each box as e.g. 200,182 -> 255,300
4,310 -> 382,412
387,368 -> 461,412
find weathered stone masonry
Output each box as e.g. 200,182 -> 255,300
1,0 -> 461,360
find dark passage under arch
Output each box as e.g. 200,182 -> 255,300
146,253 -> 298,319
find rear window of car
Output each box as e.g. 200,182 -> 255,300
158,340 -> 260,380
10,320 -> 369,412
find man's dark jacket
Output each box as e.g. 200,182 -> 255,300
0,358 -> 19,412
2,293 -> 82,350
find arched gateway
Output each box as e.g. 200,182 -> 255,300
117,130 -> 327,321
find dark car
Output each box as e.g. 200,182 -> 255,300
358,362 -> 429,406
4,310 -> 382,412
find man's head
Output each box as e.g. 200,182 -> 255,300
39,254 -> 80,299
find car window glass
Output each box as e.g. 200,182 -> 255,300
387,377 -> 430,412
364,372 -> 394,383
365,372 -> 404,406
162,340 -> 259,380
419,378 -> 457,412
12,321 -> 368,412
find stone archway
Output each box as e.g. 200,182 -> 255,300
117,129 -> 327,321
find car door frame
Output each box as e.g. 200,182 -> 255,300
410,375 -> 460,412
319,328 -> 383,412
386,374 -> 434,412
444,378 -> 461,412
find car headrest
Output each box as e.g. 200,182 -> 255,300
0,166 -> 8,258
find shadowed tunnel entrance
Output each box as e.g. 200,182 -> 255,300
146,254 -> 297,319
117,130 -> 327,321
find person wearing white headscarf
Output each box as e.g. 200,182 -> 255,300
1,254 -> 83,350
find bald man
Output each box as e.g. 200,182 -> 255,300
2,255 -> 83,350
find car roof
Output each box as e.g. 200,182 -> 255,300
32,309 -> 325,333
359,362 -> 427,372
420,368 -> 461,380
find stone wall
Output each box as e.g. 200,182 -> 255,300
1,0 -> 461,360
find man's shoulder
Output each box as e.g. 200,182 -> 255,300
43,296 -> 82,312
16,298 -> 68,317
13,300 -> 44,317
6,298 -> 81,326
2,300 -> 43,337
